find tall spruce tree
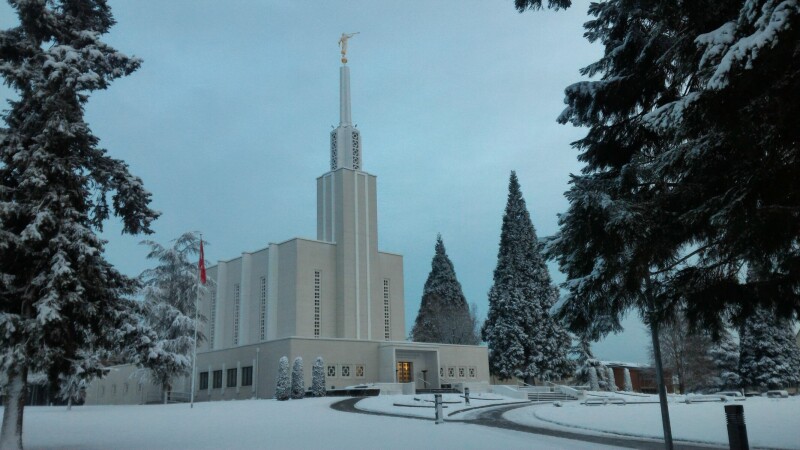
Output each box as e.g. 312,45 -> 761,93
311,356 -> 326,397
411,235 -> 478,344
707,331 -> 740,391
738,305 -> 800,390
0,1 -> 157,447
481,172 -> 572,382
138,232 -> 207,404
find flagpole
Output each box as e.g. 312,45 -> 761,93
190,234 -> 203,409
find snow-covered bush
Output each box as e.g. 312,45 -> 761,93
607,367 -> 617,391
311,357 -> 326,397
290,357 -> 305,399
275,357 -> 290,401
588,367 -> 599,391
623,368 -> 633,392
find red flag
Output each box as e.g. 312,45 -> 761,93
199,238 -> 207,285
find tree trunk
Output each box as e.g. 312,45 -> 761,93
66,397 -> 72,411
0,363 -> 28,450
650,314 -> 674,450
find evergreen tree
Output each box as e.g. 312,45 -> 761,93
275,356 -> 290,401
311,357 -> 326,397
623,368 -> 633,392
290,357 -> 305,399
138,232 -> 207,404
707,331 -> 740,391
482,172 -> 572,382
519,0 -> 800,332
570,334 -> 608,390
738,306 -> 800,390
588,367 -> 599,391
411,235 -> 478,344
0,1 -> 157,447
606,367 -> 617,391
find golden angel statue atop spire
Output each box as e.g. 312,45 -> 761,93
338,32 -> 359,63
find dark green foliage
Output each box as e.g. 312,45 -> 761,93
482,172 -> 573,381
411,235 -> 479,345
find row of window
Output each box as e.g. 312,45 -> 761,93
326,364 -> 365,378
98,382 -> 142,397
440,366 -> 478,379
199,366 -> 253,390
210,273 -> 393,344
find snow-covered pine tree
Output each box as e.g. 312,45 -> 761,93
0,1 -> 158,447
569,334 -> 608,389
57,351 -> 101,411
275,357 -> 290,401
137,232 -> 207,404
311,357 -> 326,397
410,235 -> 478,344
291,357 -> 305,399
623,368 -> 633,392
606,367 -> 617,391
521,0 -> 800,329
588,367 -> 599,391
481,172 -> 572,382
738,306 -> 800,390
707,331 -> 740,391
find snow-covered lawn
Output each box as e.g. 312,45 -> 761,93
4,397 -> 609,450
355,392 -> 524,418
505,394 -> 800,450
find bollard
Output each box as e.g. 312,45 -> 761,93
464,387 -> 470,405
434,393 -> 444,424
725,404 -> 749,450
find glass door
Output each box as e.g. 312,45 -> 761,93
396,361 -> 413,383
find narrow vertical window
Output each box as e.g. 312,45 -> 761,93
233,284 -> 240,345
314,271 -> 321,338
383,279 -> 390,340
260,276 -> 267,341
209,291 -> 216,349
352,131 -> 360,169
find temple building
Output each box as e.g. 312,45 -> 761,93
85,50 -> 488,405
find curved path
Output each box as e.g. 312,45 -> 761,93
331,398 -> 723,450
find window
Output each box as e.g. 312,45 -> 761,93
314,271 -> 321,338
227,368 -> 238,388
341,365 -> 351,378
355,365 -> 365,378
327,365 -> 336,377
458,367 -> 465,378
111,384 -> 116,396
100,386 -> 105,397
199,372 -> 209,390
123,383 -> 129,394
448,367 -> 455,378
213,370 -> 222,389
469,367 -> 476,379
260,277 -> 267,341
352,131 -> 360,169
233,284 -> 240,345
383,279 -> 391,340
209,291 -> 216,349
241,366 -> 253,387
440,367 -> 444,377
330,131 -> 338,171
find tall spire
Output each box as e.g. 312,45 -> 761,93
330,33 -> 361,172
339,65 -> 352,126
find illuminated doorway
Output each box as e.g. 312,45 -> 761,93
396,361 -> 413,383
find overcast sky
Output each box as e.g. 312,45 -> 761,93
1,0 -> 651,363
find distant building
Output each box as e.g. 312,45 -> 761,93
86,56 -> 488,405
604,362 -> 675,394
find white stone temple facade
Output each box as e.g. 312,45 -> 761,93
85,57 -> 488,405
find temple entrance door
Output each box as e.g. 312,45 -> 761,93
397,361 -> 413,383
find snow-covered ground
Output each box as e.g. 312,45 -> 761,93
505,393 -> 800,450
355,392 -> 524,418
7,392 -> 798,449
5,397 -> 610,450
